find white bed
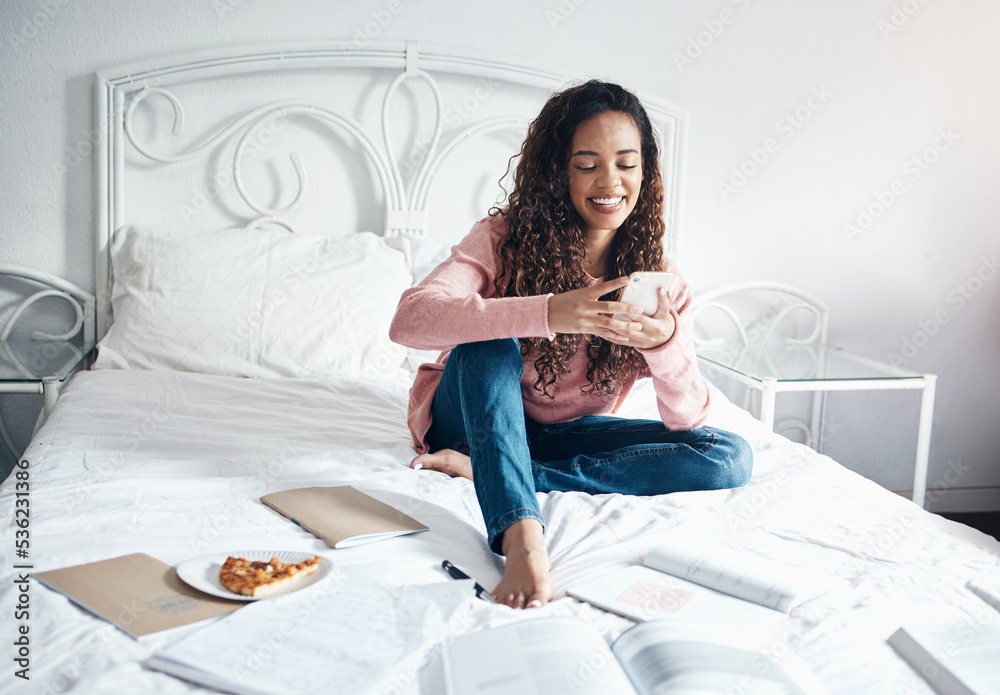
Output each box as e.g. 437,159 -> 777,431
2,40 -> 998,695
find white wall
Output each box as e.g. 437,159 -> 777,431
1,0 -> 997,509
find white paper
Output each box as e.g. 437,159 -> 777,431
148,577 -> 474,695
644,541 -> 838,613
442,616 -> 637,695
567,564 -> 785,633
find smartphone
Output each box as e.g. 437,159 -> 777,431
613,272 -> 675,320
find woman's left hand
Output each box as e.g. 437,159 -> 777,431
621,287 -> 675,349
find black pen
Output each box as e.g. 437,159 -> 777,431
442,560 -> 497,603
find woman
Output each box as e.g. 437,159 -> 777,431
389,80 -> 752,609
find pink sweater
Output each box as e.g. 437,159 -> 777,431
389,214 -> 711,453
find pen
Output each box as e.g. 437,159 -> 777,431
442,560 -> 497,604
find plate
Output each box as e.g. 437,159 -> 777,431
176,550 -> 331,601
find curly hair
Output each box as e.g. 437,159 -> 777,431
490,80 -> 667,399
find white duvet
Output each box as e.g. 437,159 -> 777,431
2,369 -> 998,694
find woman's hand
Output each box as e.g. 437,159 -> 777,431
545,277 -> 652,345
548,277 -> 640,342
548,278 -> 675,348
628,287 -> 675,349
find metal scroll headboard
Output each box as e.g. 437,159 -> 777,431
94,40 -> 688,339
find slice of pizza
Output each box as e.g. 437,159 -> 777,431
218,555 -> 323,598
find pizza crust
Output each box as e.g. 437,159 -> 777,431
218,555 -> 322,597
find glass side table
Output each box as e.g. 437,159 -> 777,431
0,263 -> 97,463
696,343 -> 937,508
0,338 -> 96,421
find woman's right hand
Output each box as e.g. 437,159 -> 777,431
547,277 -> 645,344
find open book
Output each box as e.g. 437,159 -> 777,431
260,485 -> 427,548
643,540 -> 845,613
424,616 -> 828,694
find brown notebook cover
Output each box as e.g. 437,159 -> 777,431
260,485 -> 428,548
33,552 -> 243,638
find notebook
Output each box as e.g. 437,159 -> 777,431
259,485 -> 428,548
33,553 -> 243,638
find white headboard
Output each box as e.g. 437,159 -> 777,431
94,40 -> 687,338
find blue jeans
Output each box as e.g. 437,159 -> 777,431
427,339 -> 753,554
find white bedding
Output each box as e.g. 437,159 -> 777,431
3,368 -> 998,693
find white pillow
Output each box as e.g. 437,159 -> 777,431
95,226 -> 412,380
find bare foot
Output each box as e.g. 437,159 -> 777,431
492,518 -> 552,609
410,449 -> 473,481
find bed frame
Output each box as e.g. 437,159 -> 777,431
94,40 -> 688,340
